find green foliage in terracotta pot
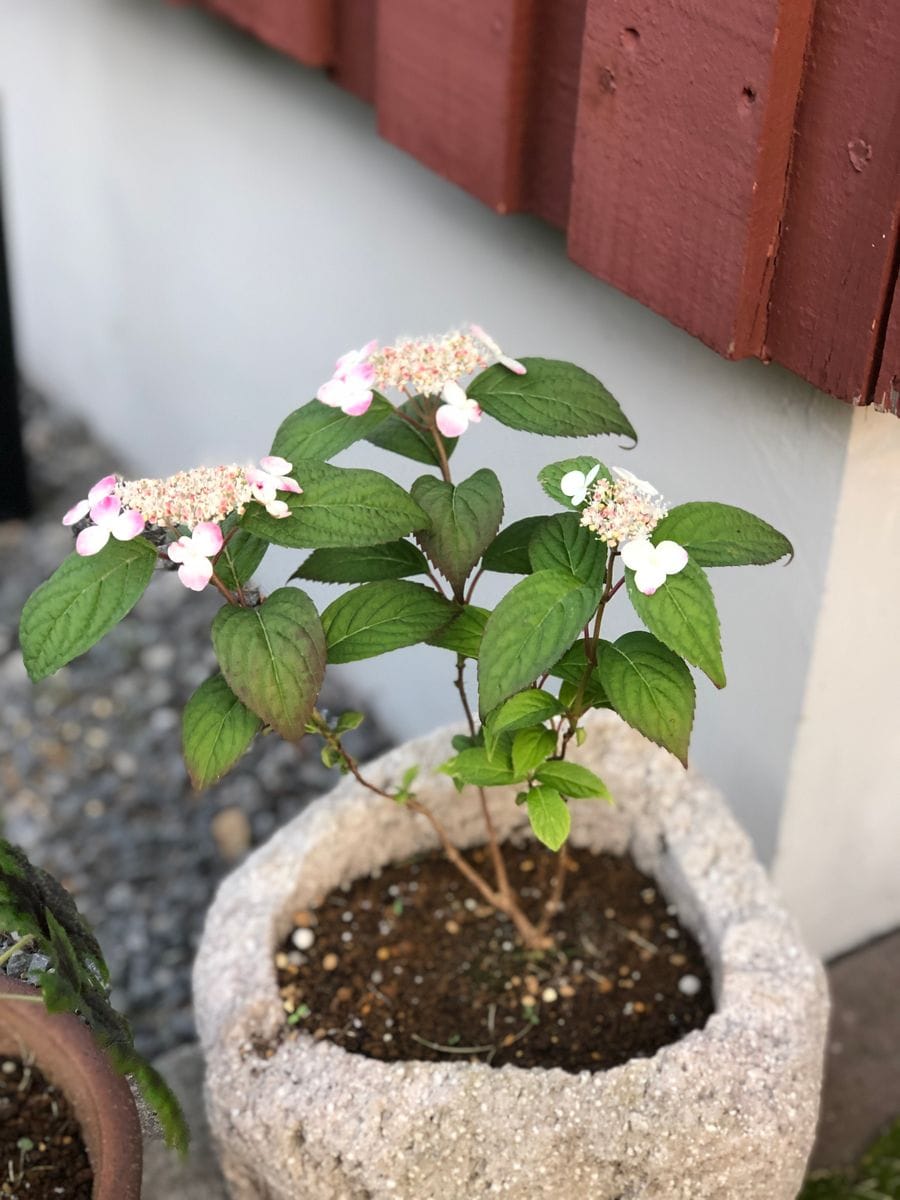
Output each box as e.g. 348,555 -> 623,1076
19,324 -> 792,952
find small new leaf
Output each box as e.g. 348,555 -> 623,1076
484,689 -> 565,755
182,673 -> 262,789
440,746 -> 519,788
511,726 -> 558,778
534,760 -> 611,801
526,786 -> 571,851
469,359 -> 636,441
20,539 -> 158,682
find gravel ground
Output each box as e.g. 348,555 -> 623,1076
0,392 -> 390,1058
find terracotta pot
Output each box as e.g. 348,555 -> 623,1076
195,712 -> 829,1200
0,974 -> 143,1199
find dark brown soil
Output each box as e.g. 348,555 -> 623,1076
0,1056 -> 93,1199
274,844 -> 714,1072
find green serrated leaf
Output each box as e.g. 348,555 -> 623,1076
625,560 -> 725,688
511,726 -> 557,778
538,457 -> 612,508
366,395 -> 458,466
478,570 -> 599,715
469,359 -> 636,441
440,746 -> 520,787
271,394 -> 393,463
212,587 -> 326,739
241,461 -> 430,550
526,785 -> 571,851
597,632 -> 695,765
652,501 -> 794,567
528,513 -> 607,592
292,540 -> 429,584
481,516 -> 548,576
182,673 -> 262,789
19,539 -> 158,682
427,605 -> 490,659
215,529 -> 268,592
322,580 -> 453,664
411,469 -> 504,595
484,690 -> 565,753
534,760 -> 611,801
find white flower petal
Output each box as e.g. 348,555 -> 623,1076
75,525 -> 111,556
634,562 -> 667,595
260,455 -> 292,476
620,537 -> 656,570
177,559 -> 214,592
655,540 -> 689,575
62,498 -> 91,527
191,522 -> 224,557
440,380 -> 469,408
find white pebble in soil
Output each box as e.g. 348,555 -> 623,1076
678,974 -> 702,997
292,927 -> 316,952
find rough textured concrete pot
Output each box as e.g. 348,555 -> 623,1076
195,712 -> 828,1200
0,975 -> 143,1199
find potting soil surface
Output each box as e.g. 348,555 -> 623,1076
0,1056 -> 92,1200
274,843 -> 714,1071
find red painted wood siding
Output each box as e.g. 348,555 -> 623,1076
176,0 -> 900,416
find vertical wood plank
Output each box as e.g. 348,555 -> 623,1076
568,0 -> 814,360
522,0 -> 586,229
199,0 -> 336,67
873,278 -> 900,415
333,0 -> 377,104
765,0 -> 900,405
375,0 -> 536,214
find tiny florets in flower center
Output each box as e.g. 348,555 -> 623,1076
116,465 -> 253,529
580,467 -> 668,546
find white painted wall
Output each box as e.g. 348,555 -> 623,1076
0,0 -> 853,874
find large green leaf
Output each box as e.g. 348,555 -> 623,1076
215,529 -> 268,592
652,501 -> 794,567
182,673 -> 262,789
481,516 -> 547,575
292,540 -> 429,584
526,785 -> 570,851
597,632 -> 695,765
241,461 -> 429,549
528,513 -> 607,592
484,689 -> 565,753
538,457 -> 611,508
212,587 -> 326,740
271,394 -> 393,463
411,469 -> 504,595
469,358 -> 636,441
426,605 -> 490,659
534,760 -> 611,800
19,539 -> 158,682
322,580 -> 453,663
625,560 -> 725,688
366,396 -> 458,466
478,570 -> 600,714
511,726 -> 557,777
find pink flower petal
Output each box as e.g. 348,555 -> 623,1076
317,378 -> 348,408
89,494 -> 122,528
342,391 -> 373,416
177,559 -> 213,592
111,509 -> 145,541
87,475 -> 117,503
76,525 -> 111,556
62,498 -> 91,527
500,355 -> 527,375
265,499 -> 290,519
191,522 -> 224,557
166,537 -> 190,564
435,405 -> 469,438
260,455 -> 292,476
276,476 -> 302,494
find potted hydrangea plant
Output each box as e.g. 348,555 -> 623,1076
19,326 -> 828,1199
